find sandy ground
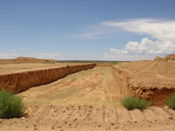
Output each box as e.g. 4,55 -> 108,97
17,67 -> 121,107
1,56 -> 175,131
0,66 -> 175,131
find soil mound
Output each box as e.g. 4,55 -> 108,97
113,54 -> 175,106
0,57 -> 57,64
163,54 -> 175,61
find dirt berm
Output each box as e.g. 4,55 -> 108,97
0,57 -> 57,64
112,54 -> 175,107
0,64 -> 96,93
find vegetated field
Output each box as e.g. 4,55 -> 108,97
0,57 -> 175,131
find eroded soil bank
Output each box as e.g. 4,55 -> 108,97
112,55 -> 175,106
0,63 -> 96,93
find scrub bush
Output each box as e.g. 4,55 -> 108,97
0,88 -> 26,118
120,96 -> 151,110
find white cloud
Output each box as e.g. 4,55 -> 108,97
110,37 -> 175,55
101,19 -> 175,42
0,53 -> 62,60
103,37 -> 175,61
99,19 -> 175,60
0,53 -> 20,59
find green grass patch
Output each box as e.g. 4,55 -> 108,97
0,88 -> 26,119
42,62 -> 55,64
112,61 -> 130,65
120,96 -> 151,110
165,92 -> 175,110
67,65 -> 69,68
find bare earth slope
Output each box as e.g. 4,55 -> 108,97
113,54 -> 175,106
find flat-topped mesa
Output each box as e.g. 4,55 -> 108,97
112,54 -> 175,107
0,63 -> 96,93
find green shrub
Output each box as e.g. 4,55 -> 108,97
0,88 -> 26,119
67,65 -> 69,68
165,92 -> 175,110
120,96 -> 151,110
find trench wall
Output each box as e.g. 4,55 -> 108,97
0,64 -> 96,93
112,66 -> 175,106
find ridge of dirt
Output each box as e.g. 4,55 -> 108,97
113,54 -> 175,106
0,105 -> 175,131
0,63 -> 96,93
0,57 -> 57,64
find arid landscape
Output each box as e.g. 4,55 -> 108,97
0,56 -> 175,131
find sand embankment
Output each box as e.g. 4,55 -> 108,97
112,54 -> 175,106
0,57 -> 57,64
0,63 -> 96,93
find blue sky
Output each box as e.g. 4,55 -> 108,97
0,0 -> 175,61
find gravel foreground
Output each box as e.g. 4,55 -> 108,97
1,105 -> 175,131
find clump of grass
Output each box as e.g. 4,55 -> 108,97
0,88 -> 26,119
165,92 -> 175,110
120,96 -> 151,110
42,62 -> 55,64
67,65 -> 69,68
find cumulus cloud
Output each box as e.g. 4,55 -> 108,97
100,19 -> 175,60
110,37 -> 175,55
0,53 -> 62,60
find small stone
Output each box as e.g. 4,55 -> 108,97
0,119 -> 3,123
121,125 -> 124,129
148,124 -> 151,127
51,126 -> 55,129
34,127 -> 38,130
21,117 -> 25,119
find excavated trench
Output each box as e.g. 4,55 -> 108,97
112,66 -> 175,107
0,64 -> 96,93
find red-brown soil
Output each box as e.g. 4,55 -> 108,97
113,54 -> 175,106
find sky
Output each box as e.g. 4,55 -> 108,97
0,0 -> 175,61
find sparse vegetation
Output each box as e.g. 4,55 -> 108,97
42,62 -> 55,64
165,92 -> 175,110
67,65 -> 69,68
120,96 -> 151,110
0,88 -> 26,119
112,61 -> 130,65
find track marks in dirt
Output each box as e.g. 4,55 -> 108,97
25,105 -> 175,128
18,67 -> 122,107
